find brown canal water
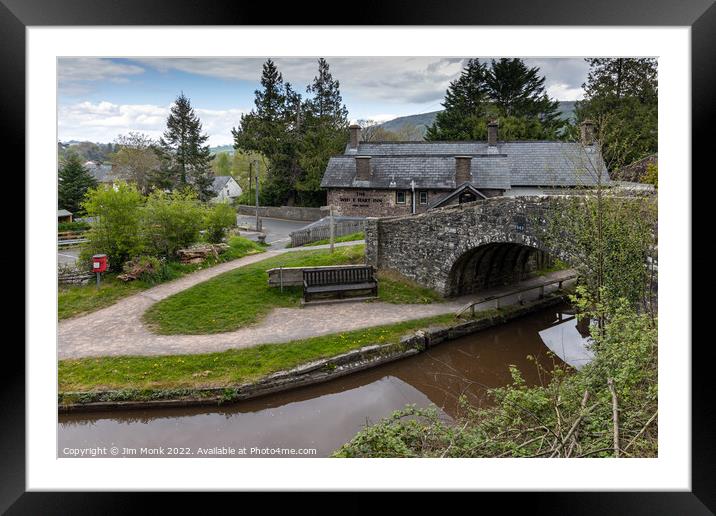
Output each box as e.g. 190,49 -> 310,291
58,304 -> 588,458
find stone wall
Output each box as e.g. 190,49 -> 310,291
236,205 -> 327,221
365,196 -> 567,296
327,188 -> 447,217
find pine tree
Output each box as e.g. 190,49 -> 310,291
575,58 -> 657,170
426,59 -> 490,140
486,58 -> 563,133
232,59 -> 302,205
427,58 -> 564,141
298,58 -> 349,206
158,93 -> 215,200
58,152 -> 98,215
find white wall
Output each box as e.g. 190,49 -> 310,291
212,177 -> 243,202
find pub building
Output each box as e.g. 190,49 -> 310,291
320,121 -> 609,217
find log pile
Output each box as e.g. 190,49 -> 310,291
117,257 -> 162,282
177,243 -> 229,264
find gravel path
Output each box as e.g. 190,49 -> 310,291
58,244 -> 573,359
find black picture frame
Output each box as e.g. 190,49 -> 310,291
5,0 -> 711,511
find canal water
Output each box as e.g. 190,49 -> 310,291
58,304 -> 589,458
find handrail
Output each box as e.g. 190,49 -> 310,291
455,274 -> 578,319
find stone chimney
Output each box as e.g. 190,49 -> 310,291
580,119 -> 595,146
455,156 -> 472,184
349,124 -> 361,151
487,120 -> 499,147
355,156 -> 371,180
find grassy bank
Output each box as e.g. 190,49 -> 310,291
58,236 -> 265,320
59,313 -> 456,396
303,231 -> 365,247
143,245 -> 444,335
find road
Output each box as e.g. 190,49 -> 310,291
58,247 -> 81,265
236,215 -> 312,248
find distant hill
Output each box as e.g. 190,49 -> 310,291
209,145 -> 235,155
377,101 -> 577,139
379,110 -> 441,134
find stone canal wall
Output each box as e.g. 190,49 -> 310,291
237,205 -> 327,222
58,294 -> 567,413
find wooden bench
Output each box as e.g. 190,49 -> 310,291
303,266 -> 378,304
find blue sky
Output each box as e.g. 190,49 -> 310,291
58,57 -> 590,146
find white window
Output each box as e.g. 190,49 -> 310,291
396,191 -> 406,204
419,191 -> 428,205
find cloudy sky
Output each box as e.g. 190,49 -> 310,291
58,57 -> 590,147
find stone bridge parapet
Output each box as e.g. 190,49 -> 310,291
365,196 -> 574,296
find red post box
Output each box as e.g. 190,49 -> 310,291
92,254 -> 108,273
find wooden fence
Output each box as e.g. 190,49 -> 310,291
289,220 -> 365,247
58,230 -> 88,247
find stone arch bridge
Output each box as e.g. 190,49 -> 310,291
364,196 -> 576,297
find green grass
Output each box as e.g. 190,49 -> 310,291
376,269 -> 444,304
533,258 -> 571,276
143,245 -> 445,335
58,236 -> 265,320
303,231 -> 365,247
143,245 -> 366,334
58,313 -> 456,393
58,276 -> 146,320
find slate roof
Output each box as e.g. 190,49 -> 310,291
211,175 -> 233,192
322,141 -> 610,190
427,183 -> 487,209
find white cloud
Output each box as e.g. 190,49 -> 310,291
547,83 -> 584,101
134,56 -> 587,104
58,101 -> 246,146
357,114 -> 398,124
135,57 -> 467,104
58,58 -> 146,95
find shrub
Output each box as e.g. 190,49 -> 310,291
205,202 -> 236,243
643,163 -> 658,188
142,189 -> 205,257
80,181 -> 145,270
58,221 -> 91,232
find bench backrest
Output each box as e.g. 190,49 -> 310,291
303,266 -> 375,287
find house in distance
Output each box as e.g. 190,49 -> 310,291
210,175 -> 243,203
320,121 -> 609,217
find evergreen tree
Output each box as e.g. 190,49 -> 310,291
426,59 -> 490,140
58,152 -> 98,215
427,58 -> 564,141
158,93 -> 215,200
232,59 -> 302,205
575,58 -> 657,171
298,58 -> 350,206
486,58 -> 563,134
